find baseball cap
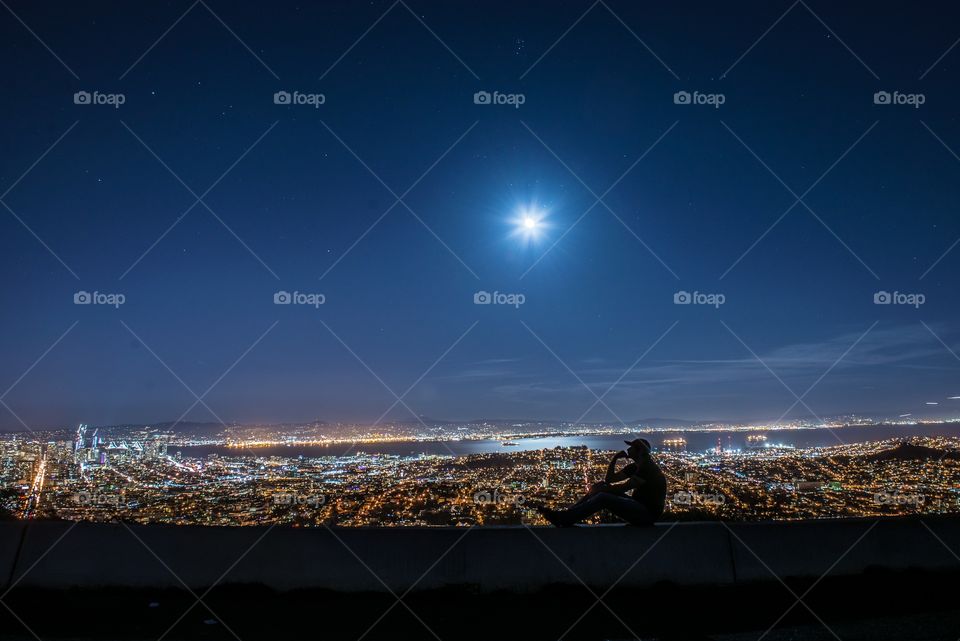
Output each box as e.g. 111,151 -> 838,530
623,438 -> 652,454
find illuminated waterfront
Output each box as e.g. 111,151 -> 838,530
178,421 -> 960,458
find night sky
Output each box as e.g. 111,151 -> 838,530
2,1 -> 960,429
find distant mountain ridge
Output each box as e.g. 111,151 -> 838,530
864,441 -> 960,462
628,418 -> 703,428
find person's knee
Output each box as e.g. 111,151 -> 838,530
583,492 -> 607,504
592,492 -> 618,506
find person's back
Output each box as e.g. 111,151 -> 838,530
629,458 -> 667,519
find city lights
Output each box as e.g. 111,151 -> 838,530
4,420 -> 960,527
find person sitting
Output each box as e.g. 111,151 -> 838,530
534,438 -> 666,527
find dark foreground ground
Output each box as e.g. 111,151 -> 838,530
2,568 -> 958,641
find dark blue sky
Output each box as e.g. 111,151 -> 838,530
2,1 -> 960,429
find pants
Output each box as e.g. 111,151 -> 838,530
554,492 -> 656,526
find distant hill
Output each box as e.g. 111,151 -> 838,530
96,420 -> 331,434
864,441 -> 960,462
628,418 -> 703,429
96,421 -> 229,435
154,421 -> 230,433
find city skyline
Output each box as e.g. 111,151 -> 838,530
8,420 -> 960,527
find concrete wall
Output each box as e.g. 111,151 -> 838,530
3,517 -> 959,593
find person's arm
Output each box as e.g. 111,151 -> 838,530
599,475 -> 645,495
604,451 -> 630,483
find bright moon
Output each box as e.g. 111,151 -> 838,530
513,207 -> 548,242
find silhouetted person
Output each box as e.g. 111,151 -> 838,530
536,438 -> 666,526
